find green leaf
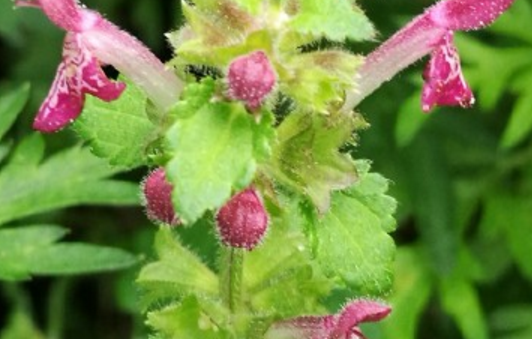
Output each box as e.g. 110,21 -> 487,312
313,161 -> 396,294
402,138 -> 458,275
440,276 -> 488,339
166,94 -> 269,223
147,296 -> 232,339
0,146 -> 138,226
1,133 -> 45,171
283,51 -> 363,111
490,305 -> 532,339
0,225 -> 66,280
244,197 -> 331,318
28,243 -> 137,275
137,227 -> 219,308
500,70 -> 532,148
395,93 -> 430,147
382,247 -> 432,339
74,77 -> 156,168
489,0 -> 532,45
269,110 -> 358,213
0,83 -> 30,141
289,0 -> 374,42
0,309 -> 46,339
481,193 -> 532,280
0,225 -> 136,280
231,0 -> 263,14
456,35 -> 532,111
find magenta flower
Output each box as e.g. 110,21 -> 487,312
421,31 -> 473,112
343,0 -> 515,111
265,299 -> 391,339
16,0 -> 183,132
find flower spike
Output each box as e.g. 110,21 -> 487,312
343,0 -> 515,111
17,0 -> 183,132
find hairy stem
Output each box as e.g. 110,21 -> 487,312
219,246 -> 244,313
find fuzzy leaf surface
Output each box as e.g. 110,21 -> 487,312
244,197 -> 331,318
313,160 -> 396,294
74,77 -> 156,168
269,111 -> 358,213
147,296 -> 231,339
166,80 -> 273,224
289,0 -> 374,41
137,227 -> 219,308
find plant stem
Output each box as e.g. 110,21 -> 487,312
219,246 -> 244,313
46,278 -> 71,339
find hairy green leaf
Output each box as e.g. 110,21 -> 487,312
245,197 -> 331,318
147,296 -> 231,339
166,83 -> 272,223
137,227 -> 219,308
269,111 -> 358,213
289,0 -> 374,41
313,161 -> 396,294
74,77 -> 156,168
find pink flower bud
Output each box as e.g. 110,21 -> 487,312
142,168 -> 180,226
227,51 -> 276,110
215,188 -> 268,250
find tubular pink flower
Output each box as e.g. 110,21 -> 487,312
16,0 -> 183,132
266,299 -> 391,339
343,0 -> 515,111
421,31 -> 474,112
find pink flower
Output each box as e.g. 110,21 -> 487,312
227,51 -> 276,110
421,31 -> 474,112
16,0 -> 182,132
343,0 -> 515,111
266,299 -> 391,339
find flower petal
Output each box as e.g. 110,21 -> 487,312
33,62 -> 84,132
430,0 -> 515,31
15,0 -> 96,32
33,33 -> 125,133
421,31 -> 474,112
265,316 -> 336,339
330,299 -> 391,338
343,0 -> 514,110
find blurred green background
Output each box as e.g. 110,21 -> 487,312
1,0 -> 532,338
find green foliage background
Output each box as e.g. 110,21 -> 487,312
1,0 -> 532,339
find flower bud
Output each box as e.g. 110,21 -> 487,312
215,188 -> 269,250
227,51 -> 276,110
141,167 -> 180,226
